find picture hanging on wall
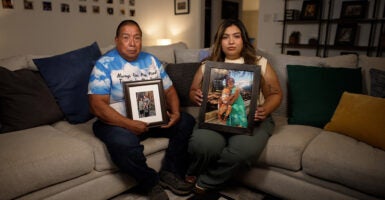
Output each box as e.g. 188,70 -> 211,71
130,9 -> 135,16
43,1 -> 52,11
107,7 -> 114,15
334,23 -> 357,46
174,0 -> 189,15
129,0 -> 135,6
107,0 -> 113,4
120,8 -> 125,15
340,1 -> 368,19
79,5 -> 87,13
93,5 -> 100,13
24,0 -> 33,10
2,0 -> 14,9
61,3 -> 70,13
120,0 -> 124,4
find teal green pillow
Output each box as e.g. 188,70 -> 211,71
287,65 -> 362,128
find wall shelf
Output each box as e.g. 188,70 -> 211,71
278,0 -> 385,57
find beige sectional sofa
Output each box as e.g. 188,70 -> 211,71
0,42 -> 384,200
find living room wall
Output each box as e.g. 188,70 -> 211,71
0,0 -> 204,58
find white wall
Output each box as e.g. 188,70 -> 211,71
0,0 -> 204,58
257,1 -> 282,54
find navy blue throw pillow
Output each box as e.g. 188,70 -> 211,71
34,42 -> 101,124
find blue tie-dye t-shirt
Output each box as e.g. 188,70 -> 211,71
88,49 -> 172,116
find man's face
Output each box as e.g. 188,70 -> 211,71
115,24 -> 142,61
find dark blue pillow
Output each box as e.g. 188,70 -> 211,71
34,42 -> 101,124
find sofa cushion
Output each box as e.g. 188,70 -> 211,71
257,125 -> 321,171
142,42 -> 188,64
302,131 -> 385,198
175,48 -> 210,63
0,55 -> 29,71
52,120 -> 170,172
165,62 -> 201,106
370,68 -> 385,98
358,55 -> 385,94
0,67 -> 64,133
0,126 -> 94,200
34,42 -> 101,124
324,92 -> 385,151
287,65 -> 362,128
260,51 -> 358,117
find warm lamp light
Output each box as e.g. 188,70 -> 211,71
156,38 -> 172,46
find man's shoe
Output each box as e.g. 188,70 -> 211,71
159,170 -> 193,196
148,184 -> 169,200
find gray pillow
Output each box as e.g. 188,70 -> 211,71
370,68 -> 385,98
0,67 -> 64,133
165,63 -> 201,106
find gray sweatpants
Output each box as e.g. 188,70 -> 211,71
187,116 -> 274,189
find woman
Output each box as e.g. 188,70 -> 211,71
187,19 -> 282,197
225,77 -> 247,127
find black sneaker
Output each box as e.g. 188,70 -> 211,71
148,184 -> 169,200
159,170 -> 193,196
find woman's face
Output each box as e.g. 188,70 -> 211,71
221,25 -> 243,60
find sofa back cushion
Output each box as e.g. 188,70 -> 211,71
142,42 -> 188,64
0,67 -> 64,133
165,62 -> 201,106
259,50 -> 358,118
358,55 -> 385,94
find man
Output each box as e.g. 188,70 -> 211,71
88,20 -> 195,200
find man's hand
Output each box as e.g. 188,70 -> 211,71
161,111 -> 180,128
128,120 -> 149,135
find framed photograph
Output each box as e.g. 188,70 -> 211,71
123,79 -> 168,128
174,0 -> 189,15
300,0 -> 320,20
335,23 -> 357,46
340,1 -> 368,19
198,61 -> 261,135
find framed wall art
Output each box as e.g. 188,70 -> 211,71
174,0 -> 189,15
300,0 -> 320,20
123,79 -> 168,128
335,23 -> 357,46
198,61 -> 261,135
340,1 -> 368,19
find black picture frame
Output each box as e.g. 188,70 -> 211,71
123,79 -> 168,128
198,61 -> 261,135
340,1 -> 368,19
300,0 -> 320,20
334,23 -> 357,46
174,0 -> 189,15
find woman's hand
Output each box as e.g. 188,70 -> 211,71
191,89 -> 203,106
254,106 -> 267,121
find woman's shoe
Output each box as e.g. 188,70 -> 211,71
185,175 -> 197,184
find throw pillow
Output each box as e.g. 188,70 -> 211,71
0,67 -> 64,133
324,92 -> 385,151
165,62 -> 201,106
370,68 -> 385,98
287,65 -> 362,128
261,51 -> 358,117
33,42 -> 101,124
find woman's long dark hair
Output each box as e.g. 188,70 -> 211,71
208,19 -> 260,64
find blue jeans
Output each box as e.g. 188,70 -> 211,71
93,112 -> 195,191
